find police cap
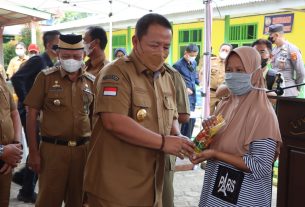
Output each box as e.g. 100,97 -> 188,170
58,34 -> 84,50
268,24 -> 284,34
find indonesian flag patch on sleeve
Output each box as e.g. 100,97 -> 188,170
103,87 -> 117,96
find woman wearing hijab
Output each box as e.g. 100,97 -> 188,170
191,46 -> 282,206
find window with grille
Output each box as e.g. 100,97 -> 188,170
229,24 -> 257,47
112,35 -> 127,59
178,29 -> 202,63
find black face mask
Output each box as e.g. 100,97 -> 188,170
52,45 -> 59,51
268,36 -> 275,44
261,58 -> 269,68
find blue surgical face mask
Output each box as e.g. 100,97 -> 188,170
225,72 -> 252,96
225,69 -> 266,96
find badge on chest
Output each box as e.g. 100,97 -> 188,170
136,109 -> 147,122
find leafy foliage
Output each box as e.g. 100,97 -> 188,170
3,23 -> 43,69
57,12 -> 92,23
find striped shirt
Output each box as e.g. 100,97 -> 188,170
199,138 -> 276,207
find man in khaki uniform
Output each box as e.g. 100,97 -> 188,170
0,74 -> 23,207
83,26 -> 109,76
24,34 -> 95,207
0,64 -> 7,80
7,42 -> 29,79
84,13 -> 194,207
208,43 -> 232,113
163,63 -> 190,207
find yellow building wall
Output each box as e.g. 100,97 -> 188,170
103,11 -> 305,61
211,20 -> 225,56
105,29 -> 130,59
172,20 -> 224,63
230,11 -> 305,60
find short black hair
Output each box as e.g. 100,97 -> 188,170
136,13 -> 172,41
185,43 -> 199,53
86,26 -> 108,50
43,30 -> 60,48
251,39 -> 272,53
219,43 -> 233,51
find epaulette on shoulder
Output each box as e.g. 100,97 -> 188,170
42,66 -> 60,75
164,63 -> 178,73
84,72 -> 96,82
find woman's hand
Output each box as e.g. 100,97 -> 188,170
190,149 -> 215,164
202,115 -> 216,130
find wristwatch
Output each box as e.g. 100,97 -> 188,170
0,145 -> 4,157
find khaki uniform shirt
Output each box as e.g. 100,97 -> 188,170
210,57 -> 225,90
0,64 -> 7,80
6,55 -> 29,79
84,51 -> 178,207
0,75 -> 16,145
24,66 -> 94,140
164,63 -> 190,115
85,56 -> 109,77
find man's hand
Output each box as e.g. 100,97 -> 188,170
162,135 -> 195,159
28,150 -> 41,174
187,88 -> 193,95
0,163 -> 13,175
1,144 -> 22,166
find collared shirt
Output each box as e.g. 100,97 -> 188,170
24,66 -> 94,140
84,50 -> 177,207
271,41 -> 305,96
0,64 -> 7,80
173,57 -> 199,109
85,56 -> 109,77
164,63 -> 190,115
210,57 -> 225,90
7,55 -> 29,79
11,52 -> 54,113
0,75 -> 16,145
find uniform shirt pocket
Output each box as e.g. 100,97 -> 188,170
163,94 -> 175,131
82,88 -> 94,115
0,87 -> 10,110
45,90 -> 65,112
132,90 -> 152,126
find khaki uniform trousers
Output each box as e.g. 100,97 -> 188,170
87,193 -> 152,207
36,142 -> 88,207
162,154 -> 176,207
210,90 -> 220,114
0,172 -> 12,207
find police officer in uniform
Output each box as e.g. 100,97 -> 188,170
84,13 -> 194,207
0,74 -> 23,207
83,26 -> 109,76
268,24 -> 305,97
24,34 -> 95,207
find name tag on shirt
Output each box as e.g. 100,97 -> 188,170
212,165 -> 244,205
